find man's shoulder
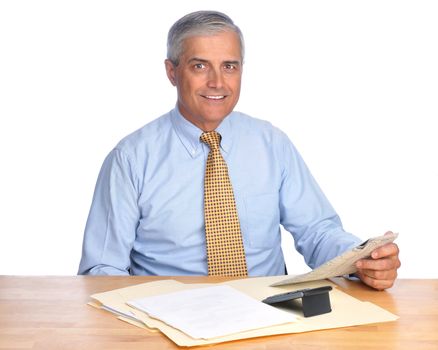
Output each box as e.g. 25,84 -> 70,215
231,111 -> 287,139
115,111 -> 173,153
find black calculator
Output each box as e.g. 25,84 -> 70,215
262,286 -> 332,304
262,286 -> 333,317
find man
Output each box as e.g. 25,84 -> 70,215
78,11 -> 400,290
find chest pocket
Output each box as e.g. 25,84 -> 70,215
242,192 -> 280,248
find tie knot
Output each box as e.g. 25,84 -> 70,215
200,131 -> 221,151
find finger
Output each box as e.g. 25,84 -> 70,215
370,242 -> 399,260
358,267 -> 398,281
356,256 -> 400,271
356,270 -> 396,290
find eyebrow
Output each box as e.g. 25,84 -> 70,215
223,60 -> 242,66
188,57 -> 209,64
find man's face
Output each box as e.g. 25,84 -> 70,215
165,30 -> 242,131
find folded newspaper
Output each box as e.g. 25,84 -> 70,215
271,232 -> 398,287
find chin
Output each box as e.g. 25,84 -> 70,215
203,108 -> 232,120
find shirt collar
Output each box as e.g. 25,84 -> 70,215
171,107 -> 234,158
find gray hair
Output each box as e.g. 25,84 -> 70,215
167,10 -> 245,66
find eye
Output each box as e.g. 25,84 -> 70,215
193,63 -> 206,70
224,63 -> 238,72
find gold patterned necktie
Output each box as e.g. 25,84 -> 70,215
200,131 -> 248,277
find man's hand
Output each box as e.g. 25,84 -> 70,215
355,231 -> 401,290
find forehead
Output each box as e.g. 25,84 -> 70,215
180,31 -> 242,62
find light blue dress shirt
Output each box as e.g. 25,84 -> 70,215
78,108 -> 362,276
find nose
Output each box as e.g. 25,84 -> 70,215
206,67 -> 224,89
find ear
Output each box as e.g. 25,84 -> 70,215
165,59 -> 177,86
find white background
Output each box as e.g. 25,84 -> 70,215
0,1 -> 437,277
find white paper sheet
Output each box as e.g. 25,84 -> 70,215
127,284 -> 297,339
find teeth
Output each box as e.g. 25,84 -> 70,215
205,95 -> 224,100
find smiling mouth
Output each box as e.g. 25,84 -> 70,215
202,95 -> 226,100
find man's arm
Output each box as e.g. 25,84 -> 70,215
277,131 -> 362,268
277,131 -> 400,290
78,148 -> 140,275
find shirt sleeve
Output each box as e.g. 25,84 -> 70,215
78,148 -> 140,275
278,131 -> 362,269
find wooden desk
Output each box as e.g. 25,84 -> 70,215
0,276 -> 437,349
